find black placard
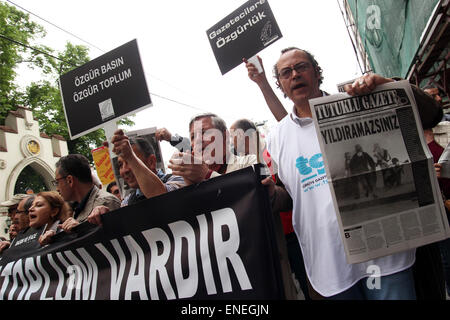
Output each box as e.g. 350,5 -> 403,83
206,0 -> 282,75
59,39 -> 152,139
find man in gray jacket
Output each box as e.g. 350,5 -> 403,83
53,154 -> 121,231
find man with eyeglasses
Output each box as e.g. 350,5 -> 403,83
243,47 -> 445,300
1,194 -> 28,219
53,154 -> 121,231
0,195 -> 34,253
14,195 -> 34,232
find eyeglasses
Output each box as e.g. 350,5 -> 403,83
15,210 -> 28,215
51,176 -> 68,187
278,62 -> 311,79
112,189 -> 120,195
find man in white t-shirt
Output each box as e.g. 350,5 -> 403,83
249,47 -> 417,299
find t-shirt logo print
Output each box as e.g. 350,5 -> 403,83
296,153 -> 325,183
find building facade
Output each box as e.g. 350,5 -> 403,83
0,107 -> 68,238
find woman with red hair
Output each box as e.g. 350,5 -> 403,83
28,191 -> 72,246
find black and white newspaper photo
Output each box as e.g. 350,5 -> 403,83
126,127 -> 166,173
309,80 -> 450,264
110,127 -> 166,199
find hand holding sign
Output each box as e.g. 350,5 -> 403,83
243,56 -> 267,85
155,128 -> 173,142
247,55 -> 263,74
0,241 -> 10,253
39,230 -> 56,246
60,217 -> 80,233
111,129 -> 133,160
88,205 -> 111,226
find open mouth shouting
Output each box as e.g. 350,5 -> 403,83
291,82 -> 307,92
29,212 -> 37,221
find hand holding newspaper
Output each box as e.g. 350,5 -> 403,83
309,80 -> 449,264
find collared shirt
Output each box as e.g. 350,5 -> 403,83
289,91 -> 328,127
73,187 -> 94,220
209,153 -> 258,178
290,110 -> 314,127
156,169 -> 185,192
121,188 -> 146,207
121,170 -> 185,206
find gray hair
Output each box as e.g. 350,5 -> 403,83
189,113 -> 227,133
129,137 -> 155,158
232,118 -> 257,132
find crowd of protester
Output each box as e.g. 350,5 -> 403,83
1,46 -> 449,300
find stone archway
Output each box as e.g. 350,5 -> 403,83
6,157 -> 56,197
0,107 -> 68,238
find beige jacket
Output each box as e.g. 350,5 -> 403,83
76,186 -> 121,223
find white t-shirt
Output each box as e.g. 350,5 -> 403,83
267,110 -> 415,297
210,153 -> 258,177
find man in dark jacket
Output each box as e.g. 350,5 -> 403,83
349,144 -> 377,199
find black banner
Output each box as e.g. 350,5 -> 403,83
0,167 -> 285,300
206,0 -> 282,75
59,39 -> 152,139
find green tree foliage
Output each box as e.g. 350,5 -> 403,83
14,165 -> 48,194
0,1 -> 47,120
0,3 -> 134,161
24,42 -> 103,160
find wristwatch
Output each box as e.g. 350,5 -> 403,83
170,133 -> 183,146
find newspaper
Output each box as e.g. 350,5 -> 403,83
336,78 -> 356,93
309,80 -> 450,264
126,127 -> 166,173
438,143 -> 450,178
110,127 -> 166,199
